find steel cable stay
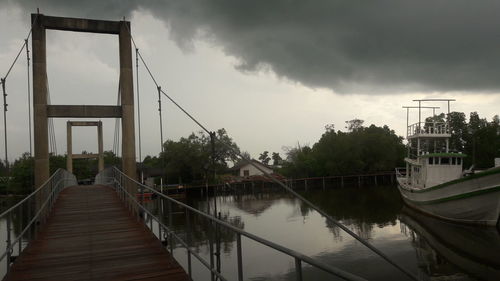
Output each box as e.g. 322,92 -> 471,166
1,13 -> 37,81
113,82 -> 121,157
45,74 -> 57,155
135,48 -> 143,182
122,23 -> 418,281
0,13 -> 39,190
25,39 -> 33,157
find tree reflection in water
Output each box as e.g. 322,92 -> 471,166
4,185 -> 496,281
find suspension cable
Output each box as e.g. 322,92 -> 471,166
123,21 -> 418,281
2,15 -> 38,80
1,79 -> 9,172
157,86 -> 166,186
25,39 -> 33,156
113,77 -> 121,156
135,48 -> 143,180
46,74 -> 57,155
0,14 -> 39,178
113,84 -> 121,157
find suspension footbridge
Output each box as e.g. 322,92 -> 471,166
0,13 -> 418,281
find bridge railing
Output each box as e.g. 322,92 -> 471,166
95,167 -> 367,281
0,169 -> 77,276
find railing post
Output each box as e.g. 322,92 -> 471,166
18,204 -> 23,255
28,195 -> 32,242
139,183 -> 144,220
209,220 -> 215,281
185,209 -> 192,278
149,211 -> 153,230
215,212 -> 221,276
168,200 -> 173,254
6,212 -> 12,272
236,233 -> 243,281
158,196 -> 162,241
295,258 -> 302,281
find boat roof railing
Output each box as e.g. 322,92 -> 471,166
403,99 -> 456,137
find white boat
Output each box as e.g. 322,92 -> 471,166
396,99 -> 500,226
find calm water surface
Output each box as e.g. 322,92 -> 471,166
1,185 -> 499,280
165,185 -> 499,281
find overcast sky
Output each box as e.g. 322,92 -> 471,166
1,0 -> 499,162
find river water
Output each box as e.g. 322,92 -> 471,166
1,185 -> 499,280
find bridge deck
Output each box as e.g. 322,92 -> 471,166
4,185 -> 189,281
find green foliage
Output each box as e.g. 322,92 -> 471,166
258,151 -> 271,165
280,121 -> 406,178
103,151 -> 121,168
443,112 -> 499,169
9,152 -> 34,194
281,145 -> 317,178
271,152 -> 282,166
448,111 -> 467,152
49,154 -> 66,175
345,118 -> 364,132
149,128 -> 240,185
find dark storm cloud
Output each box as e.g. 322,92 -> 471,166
9,0 -> 500,93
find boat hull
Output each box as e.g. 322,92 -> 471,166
397,171 -> 500,226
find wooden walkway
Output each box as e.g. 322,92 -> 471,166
4,185 -> 190,281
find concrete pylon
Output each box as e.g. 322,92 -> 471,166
119,21 -> 137,184
32,14 -> 137,200
32,14 -> 49,190
66,121 -> 104,173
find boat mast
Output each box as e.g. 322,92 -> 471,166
413,99 -> 455,153
402,105 -> 440,182
402,106 -> 440,158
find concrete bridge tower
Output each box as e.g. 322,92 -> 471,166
32,14 -> 137,189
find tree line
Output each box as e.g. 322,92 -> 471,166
1,111 -> 498,193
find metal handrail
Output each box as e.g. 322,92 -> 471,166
395,167 -> 407,178
96,167 -> 367,281
407,121 -> 449,137
0,169 -> 77,277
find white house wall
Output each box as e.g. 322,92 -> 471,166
239,163 -> 273,177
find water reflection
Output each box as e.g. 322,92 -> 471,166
400,207 -> 500,281
165,186 -> 417,281
2,186 -> 499,281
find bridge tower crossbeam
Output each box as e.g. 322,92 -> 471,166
66,121 -> 104,173
32,14 -> 137,200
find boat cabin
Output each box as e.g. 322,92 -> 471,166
407,153 -> 466,188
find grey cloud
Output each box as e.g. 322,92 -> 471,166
9,0 -> 500,94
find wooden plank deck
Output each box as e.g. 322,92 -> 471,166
4,185 -> 190,281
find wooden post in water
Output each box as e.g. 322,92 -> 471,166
322,177 -> 325,190
341,176 -> 344,188
304,179 -> 308,191
358,176 -> 361,187
374,175 -> 378,186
